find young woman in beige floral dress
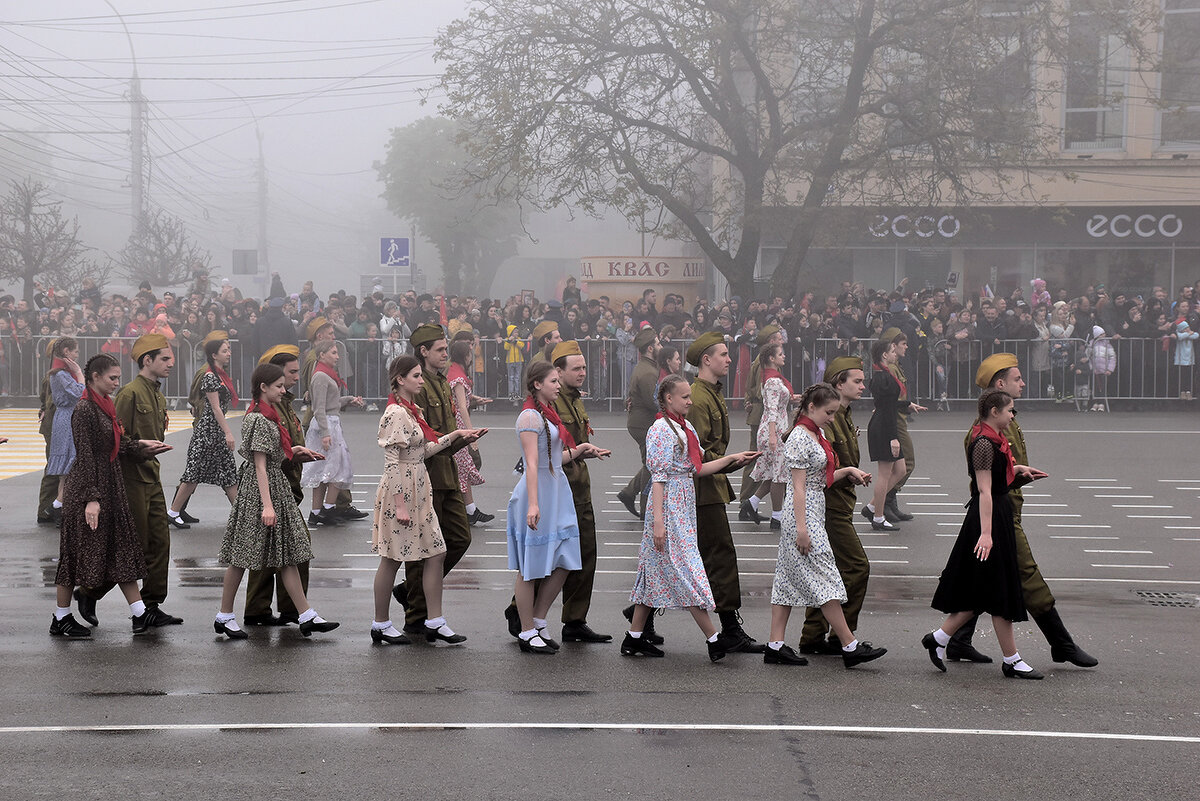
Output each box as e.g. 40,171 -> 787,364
370,355 -> 485,646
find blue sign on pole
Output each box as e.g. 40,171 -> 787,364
380,237 -> 410,267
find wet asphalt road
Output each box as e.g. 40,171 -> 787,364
1,405 -> 1198,800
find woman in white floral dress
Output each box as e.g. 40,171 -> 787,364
370,355 -> 484,646
766,383 -> 888,669
622,374 -> 759,662
749,343 -> 795,529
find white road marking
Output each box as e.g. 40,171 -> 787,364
1050,535 -> 1119,540
1090,564 -> 1171,569
1092,494 -> 1152,499
1111,504 -> 1174,509
1173,538 -> 1200,542
0,721 -> 1196,745
1165,526 -> 1200,530
1064,478 -> 1116,482
1127,515 -> 1192,519
1078,486 -> 1132,490
1084,549 -> 1153,554
1046,524 -> 1112,529
1023,503 -> 1069,508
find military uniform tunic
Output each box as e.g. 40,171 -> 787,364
620,355 -> 660,502
687,377 -> 742,612
554,384 -> 599,623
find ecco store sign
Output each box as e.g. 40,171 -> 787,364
869,213 -> 961,239
1086,212 -> 1183,239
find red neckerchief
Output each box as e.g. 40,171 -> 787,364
387,392 -> 399,407
85,387 -> 122,462
50,358 -> 70,374
523,396 -> 576,449
762,368 -> 794,398
209,365 -> 240,409
874,362 -> 905,396
658,367 -> 669,382
447,362 -> 470,389
314,360 -> 347,390
393,395 -> 440,444
656,410 -> 701,471
794,414 -> 837,487
969,420 -> 1015,487
249,400 -> 293,459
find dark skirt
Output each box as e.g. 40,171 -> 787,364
866,411 -> 901,463
931,493 -> 1026,622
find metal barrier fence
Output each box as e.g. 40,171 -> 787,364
3,334 -> 1194,410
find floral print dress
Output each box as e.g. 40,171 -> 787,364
771,430 -> 848,608
629,417 -> 715,610
371,403 -> 447,561
750,376 -> 792,484
448,366 -> 485,493
180,370 -> 237,487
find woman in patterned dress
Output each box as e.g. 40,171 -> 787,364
766,382 -> 887,668
214,363 -> 338,639
369,355 -> 484,646
45,337 -> 85,524
922,389 -> 1048,680
169,336 -> 239,527
506,361 -> 607,654
622,374 -> 758,662
51,354 -> 164,638
748,343 -> 794,530
448,337 -> 494,525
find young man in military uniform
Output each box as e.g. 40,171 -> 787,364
393,324 -> 487,634
300,317 -> 367,523
799,356 -> 874,655
523,320 -> 561,384
947,353 -> 1099,668
616,326 -> 659,519
76,333 -> 179,628
876,327 -> 925,522
686,331 -> 764,653
739,324 -> 784,524
35,338 -> 59,525
243,345 -> 319,626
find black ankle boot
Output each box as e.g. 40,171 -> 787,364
1034,607 -> 1099,667
623,604 -> 664,645
885,491 -> 913,521
946,614 -> 993,663
716,610 -> 765,654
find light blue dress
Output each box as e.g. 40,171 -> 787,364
46,369 -> 84,476
506,408 -> 581,581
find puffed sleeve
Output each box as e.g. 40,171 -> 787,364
645,421 -> 676,482
785,431 -> 814,471
970,437 -> 994,478
243,413 -> 277,454
516,408 -> 543,434
762,377 -> 787,417
51,370 -> 84,408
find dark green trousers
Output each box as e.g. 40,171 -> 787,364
799,513 -> 870,645
85,479 -> 170,606
620,427 -> 650,500
38,441 -> 57,519
696,503 -> 741,612
738,423 -> 761,500
892,413 -> 915,493
404,487 -> 472,627
245,538 -> 311,617
561,501 -> 597,624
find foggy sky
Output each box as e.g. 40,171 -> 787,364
0,0 -> 658,300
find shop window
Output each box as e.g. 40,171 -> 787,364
1063,11 -> 1128,150
1161,0 -> 1200,145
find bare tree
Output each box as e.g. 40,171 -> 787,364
116,207 -> 210,288
0,179 -> 91,303
437,0 -> 1150,299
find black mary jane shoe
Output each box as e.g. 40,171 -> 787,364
167,514 -> 190,530
299,618 -> 340,637
425,625 -> 467,645
763,644 -> 808,666
562,621 -> 613,643
391,582 -> 410,611
738,499 -> 764,524
244,613 -> 285,627
1002,662 -> 1044,680
519,634 -> 557,654
620,632 -> 664,657
842,641 -> 888,668
213,620 -> 249,640
179,509 -> 201,524
921,633 -> 947,672
707,639 -> 728,663
870,518 -> 899,531
371,628 -> 411,645
623,604 -> 664,645
50,614 -> 92,638
74,588 -> 99,626
946,642 -> 994,663
536,629 -> 560,651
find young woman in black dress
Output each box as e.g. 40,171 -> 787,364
864,337 -> 911,531
922,389 -> 1049,679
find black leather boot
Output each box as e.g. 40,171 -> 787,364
1034,607 -> 1099,667
946,614 -> 993,663
623,604 -> 663,645
885,490 -> 913,521
716,610 -> 765,654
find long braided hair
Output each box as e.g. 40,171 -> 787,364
525,360 -> 557,474
656,373 -> 689,456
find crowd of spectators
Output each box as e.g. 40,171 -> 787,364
2,267 -> 1198,405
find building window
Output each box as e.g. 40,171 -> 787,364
1064,11 -> 1129,150
1161,0 -> 1200,145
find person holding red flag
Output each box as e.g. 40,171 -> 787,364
368,355 -> 484,646
764,383 -> 886,669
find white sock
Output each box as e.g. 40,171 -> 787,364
298,608 -> 320,624
167,509 -> 180,518
52,499 -> 63,509
706,633 -> 719,643
519,628 -> 539,641
932,629 -> 951,647
424,616 -> 446,629
627,630 -> 643,638
842,639 -> 859,652
466,503 -> 477,514
55,606 -> 71,620
533,617 -> 547,631
130,601 -> 146,617
216,611 -> 235,623
372,619 -> 392,631
768,640 -> 784,650
771,511 -> 781,521
323,503 -> 335,510
865,503 -> 875,514
873,515 -> 886,523
373,621 -> 403,637
749,496 -> 760,511
1003,652 -> 1034,671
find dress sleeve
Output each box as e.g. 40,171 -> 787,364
969,437 -> 994,479
71,403 -> 104,502
52,371 -> 84,408
762,377 -> 787,419
516,409 -> 543,434
785,432 -> 813,471
645,422 -> 676,482
244,413 -> 277,454
377,406 -> 414,448
200,370 -> 222,394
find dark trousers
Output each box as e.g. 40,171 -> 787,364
245,520 -> 311,617
620,427 -> 649,499
696,503 -> 741,612
86,479 -> 170,606
800,513 -> 870,645
404,487 -> 472,627
38,436 -> 56,518
738,423 -> 761,500
561,501 -> 597,624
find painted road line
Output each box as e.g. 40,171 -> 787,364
1084,549 -> 1153,554
1023,503 -> 1069,508
1079,486 -> 1132,490
1172,538 -> 1200,542
1090,564 -> 1171,569
1064,478 -> 1116,482
1165,526 -> 1200,530
1111,504 -> 1173,508
1127,515 -> 1192,519
1050,535 -> 1119,540
1093,494 -> 1151,498
1046,524 -> 1112,528
907,502 -> 963,506
1021,513 -> 1082,518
